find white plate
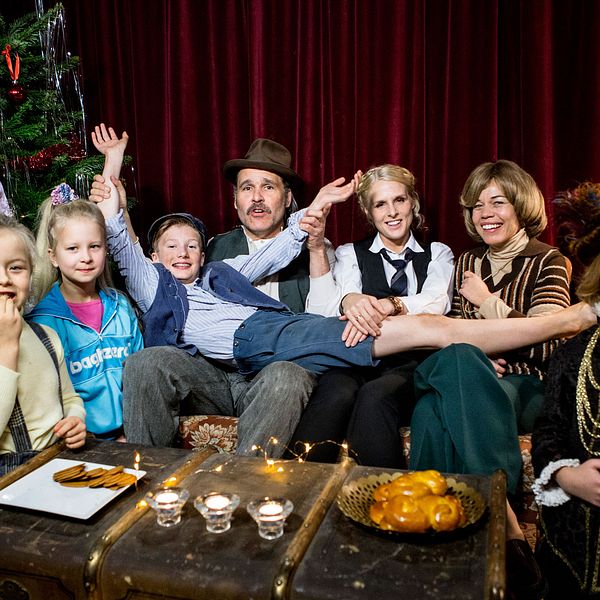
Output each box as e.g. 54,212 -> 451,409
0,458 -> 146,520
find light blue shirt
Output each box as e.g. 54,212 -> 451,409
106,210 -> 307,363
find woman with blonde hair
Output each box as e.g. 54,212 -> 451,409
289,163 -> 454,465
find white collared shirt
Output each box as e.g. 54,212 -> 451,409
307,232 -> 454,316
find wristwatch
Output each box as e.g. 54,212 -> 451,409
387,296 -> 405,316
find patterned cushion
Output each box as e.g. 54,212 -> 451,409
178,415 -> 238,453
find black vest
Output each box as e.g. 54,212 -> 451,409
206,227 -> 310,314
353,235 -> 432,298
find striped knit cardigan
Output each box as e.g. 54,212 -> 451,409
451,238 -> 571,379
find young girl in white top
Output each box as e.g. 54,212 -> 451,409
0,213 -> 85,474
28,186 -> 143,440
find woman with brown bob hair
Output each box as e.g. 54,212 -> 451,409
409,159 -> 571,492
408,160 -> 572,598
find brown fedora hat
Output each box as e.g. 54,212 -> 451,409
223,138 -> 303,193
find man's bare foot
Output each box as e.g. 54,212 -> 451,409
115,435 -> 127,443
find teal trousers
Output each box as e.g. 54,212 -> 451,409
408,344 -> 544,493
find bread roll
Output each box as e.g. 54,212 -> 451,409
369,470 -> 464,533
417,494 -> 466,532
409,469 -> 448,495
379,495 -> 430,533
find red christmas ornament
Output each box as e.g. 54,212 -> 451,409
3,46 -> 26,103
7,82 -> 26,104
67,136 -> 86,161
27,142 -> 72,171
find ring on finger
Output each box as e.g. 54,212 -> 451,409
356,315 -> 362,320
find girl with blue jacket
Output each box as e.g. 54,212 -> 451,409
28,185 -> 143,440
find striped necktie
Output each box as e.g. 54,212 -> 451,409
380,247 -> 414,296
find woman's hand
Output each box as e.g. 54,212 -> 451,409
340,320 -> 369,347
54,416 -> 87,449
459,271 -> 493,308
341,293 -> 388,337
308,172 -> 361,213
555,459 -> 600,507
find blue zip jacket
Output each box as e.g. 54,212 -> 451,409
27,284 -> 144,437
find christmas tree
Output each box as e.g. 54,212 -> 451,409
0,3 -> 112,227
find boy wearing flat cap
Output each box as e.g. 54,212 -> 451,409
90,127 -> 316,456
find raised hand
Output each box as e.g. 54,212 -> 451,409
89,174 -> 127,211
309,171 -> 361,213
91,123 -> 129,158
301,205 -> 330,251
90,174 -> 137,241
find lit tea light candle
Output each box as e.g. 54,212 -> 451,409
258,501 -> 284,519
204,494 -> 231,511
247,497 -> 294,540
145,486 -> 189,527
156,491 -> 179,506
194,492 -> 240,533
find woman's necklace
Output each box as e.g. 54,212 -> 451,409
576,327 -> 600,455
480,249 -> 515,284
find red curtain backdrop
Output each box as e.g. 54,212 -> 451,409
49,0 -> 600,254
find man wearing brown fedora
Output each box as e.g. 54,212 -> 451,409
205,138 -> 334,314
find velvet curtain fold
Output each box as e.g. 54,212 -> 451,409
54,0 -> 599,255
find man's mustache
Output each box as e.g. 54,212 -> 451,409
247,203 -> 272,215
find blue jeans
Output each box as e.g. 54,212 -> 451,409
122,346 -> 315,457
233,311 -> 376,375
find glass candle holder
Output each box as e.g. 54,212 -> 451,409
247,497 -> 294,540
145,486 -> 189,527
194,492 -> 240,533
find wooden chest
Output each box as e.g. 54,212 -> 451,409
0,442 -> 505,599
0,439 -> 214,600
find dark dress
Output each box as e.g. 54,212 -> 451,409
532,325 -> 600,599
